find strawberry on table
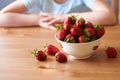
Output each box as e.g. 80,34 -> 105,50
55,52 -> 67,63
45,44 -> 60,55
34,49 -> 47,61
105,47 -> 117,58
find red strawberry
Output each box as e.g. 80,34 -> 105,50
64,33 -> 77,43
45,44 -> 59,55
85,21 -> 94,28
70,27 -> 82,37
105,47 -> 117,58
64,15 -> 76,24
64,17 -> 73,24
84,28 -> 95,37
95,24 -> 105,38
34,49 -> 47,61
64,23 -> 72,32
76,17 -> 85,28
78,35 -> 90,43
55,52 -> 67,63
56,30 -> 67,41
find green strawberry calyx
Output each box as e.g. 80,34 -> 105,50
64,38 -> 76,43
83,35 -> 90,42
84,29 -> 90,37
70,15 -> 77,23
79,17 -> 85,24
95,24 -> 103,30
56,24 -> 64,31
33,49 -> 38,57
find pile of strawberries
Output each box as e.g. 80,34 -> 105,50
33,16 -> 117,63
55,15 -> 117,58
33,44 -> 67,63
56,15 -> 105,43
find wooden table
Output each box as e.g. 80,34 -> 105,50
0,25 -> 120,80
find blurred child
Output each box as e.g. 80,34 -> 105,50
0,0 -> 117,29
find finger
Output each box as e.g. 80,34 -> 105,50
39,22 -> 48,28
49,26 -> 56,30
39,22 -> 55,30
47,19 -> 62,27
47,19 -> 56,25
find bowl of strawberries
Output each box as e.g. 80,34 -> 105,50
55,15 -> 105,59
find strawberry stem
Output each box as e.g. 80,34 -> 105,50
33,49 -> 38,57
70,15 -> 76,23
95,24 -> 103,30
64,38 -> 75,43
56,24 -> 64,31
79,17 -> 85,24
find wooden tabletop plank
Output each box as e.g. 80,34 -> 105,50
0,25 -> 120,80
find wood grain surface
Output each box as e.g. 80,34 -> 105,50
0,25 -> 120,80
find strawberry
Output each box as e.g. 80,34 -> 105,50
64,34 -> 77,43
76,17 -> 85,28
55,52 -> 67,63
78,35 -> 90,43
56,30 -> 67,41
95,24 -> 105,38
45,44 -> 59,55
105,47 -> 117,58
34,49 -> 47,61
64,15 -> 76,24
85,21 -> 94,28
64,23 -> 72,32
84,28 -> 95,37
70,27 -> 82,37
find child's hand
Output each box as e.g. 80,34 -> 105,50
38,13 -> 66,30
39,22 -> 56,30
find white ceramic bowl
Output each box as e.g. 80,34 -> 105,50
55,35 -> 102,59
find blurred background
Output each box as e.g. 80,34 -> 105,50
0,0 -> 15,10
0,0 -> 119,24
106,0 -> 119,24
